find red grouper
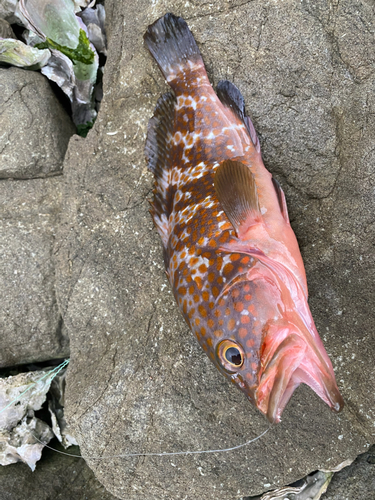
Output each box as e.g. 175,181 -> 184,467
144,13 -> 344,423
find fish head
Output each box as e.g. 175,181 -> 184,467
206,272 -> 344,424
207,278 -> 276,415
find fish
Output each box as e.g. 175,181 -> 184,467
144,13 -> 344,423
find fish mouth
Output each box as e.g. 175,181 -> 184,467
254,333 -> 344,424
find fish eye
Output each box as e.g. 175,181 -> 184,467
217,340 -> 244,372
225,347 -> 242,365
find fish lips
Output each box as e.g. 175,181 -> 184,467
253,333 -> 344,424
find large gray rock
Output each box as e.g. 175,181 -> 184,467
0,177 -> 69,367
56,0 -> 375,498
0,67 -> 75,179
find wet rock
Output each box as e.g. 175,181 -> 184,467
0,441 -> 119,500
322,445 -> 375,499
55,1 -> 375,499
0,67 -> 75,179
0,177 -> 69,367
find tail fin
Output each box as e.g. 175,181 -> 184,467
144,13 -> 203,83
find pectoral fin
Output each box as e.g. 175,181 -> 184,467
214,160 -> 262,239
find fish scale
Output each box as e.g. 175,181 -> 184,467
150,85 -> 270,391
144,13 -> 344,423
166,109 -> 258,366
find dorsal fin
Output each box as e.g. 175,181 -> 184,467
145,92 -> 176,245
145,92 -> 176,176
216,80 -> 260,152
216,80 -> 246,121
214,160 -> 261,239
272,178 -> 290,224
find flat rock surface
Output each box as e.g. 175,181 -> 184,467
0,177 -> 69,367
0,67 -> 75,179
56,1 -> 375,498
0,442 -> 119,500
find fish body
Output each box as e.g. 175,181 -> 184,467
144,14 -> 344,423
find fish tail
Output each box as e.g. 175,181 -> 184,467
144,13 -> 204,87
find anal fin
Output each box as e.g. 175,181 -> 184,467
214,160 -> 262,239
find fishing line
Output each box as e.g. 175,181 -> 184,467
3,359 -> 271,459
0,359 -> 70,415
33,427 -> 271,460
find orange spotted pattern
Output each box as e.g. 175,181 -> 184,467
146,48 -> 264,392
